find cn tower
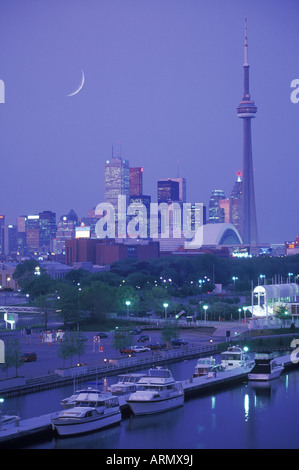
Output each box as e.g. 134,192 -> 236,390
237,19 -> 258,246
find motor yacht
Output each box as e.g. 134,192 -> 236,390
248,353 -> 284,381
193,357 -> 220,377
60,386 -> 102,409
221,345 -> 249,370
126,367 -> 184,416
52,392 -> 121,436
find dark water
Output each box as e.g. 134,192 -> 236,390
4,358 -> 299,449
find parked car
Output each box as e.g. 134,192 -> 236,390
137,335 -> 149,343
120,346 -> 135,355
97,332 -> 108,338
130,328 -> 142,335
20,352 -> 37,362
171,338 -> 189,346
131,346 -> 150,353
148,342 -> 167,350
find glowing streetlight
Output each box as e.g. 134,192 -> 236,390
203,304 -> 208,322
125,300 -> 131,318
243,306 -> 247,322
163,302 -> 169,319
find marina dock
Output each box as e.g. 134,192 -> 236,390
0,351 -> 297,446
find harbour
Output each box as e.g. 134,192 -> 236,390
0,350 -> 297,447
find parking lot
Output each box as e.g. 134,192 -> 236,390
0,326 -> 223,380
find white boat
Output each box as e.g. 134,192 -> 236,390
1,413 -> 21,428
248,353 -> 284,381
52,393 -> 121,436
60,386 -> 102,409
108,373 -> 147,395
221,345 -> 249,370
193,357 -> 219,377
126,367 -> 184,416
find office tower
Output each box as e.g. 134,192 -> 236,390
104,156 -> 130,209
129,167 -> 143,196
219,198 -> 230,223
158,179 -> 180,204
158,177 -> 186,203
129,195 -> 151,238
236,19 -> 258,245
208,190 -> 226,223
0,215 -> 4,255
230,171 -> 243,234
25,215 -> 40,253
16,216 -> 26,255
54,209 -> 78,254
4,225 -> 18,255
39,211 -> 56,254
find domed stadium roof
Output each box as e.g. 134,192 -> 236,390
186,223 -> 242,248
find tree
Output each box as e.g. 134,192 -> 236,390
80,281 -> 119,325
4,338 -> 24,378
34,294 -> 53,330
161,319 -> 179,348
57,332 -> 87,368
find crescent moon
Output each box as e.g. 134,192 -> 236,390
67,70 -> 85,97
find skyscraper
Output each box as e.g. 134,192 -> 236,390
230,171 -> 243,234
236,19 -> 258,245
157,179 -> 180,204
208,189 -> 226,223
129,167 -> 143,196
158,178 -> 186,203
104,156 -> 130,209
39,211 -> 57,254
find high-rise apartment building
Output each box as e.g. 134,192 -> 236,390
129,167 -> 143,196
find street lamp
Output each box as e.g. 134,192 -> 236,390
238,308 -> 242,323
259,274 -> 265,285
288,273 -> 293,283
203,305 -> 208,322
163,302 -> 169,319
232,276 -> 238,291
243,306 -> 247,323
125,300 -> 131,318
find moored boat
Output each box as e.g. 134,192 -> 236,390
248,353 -> 284,381
126,367 -> 184,416
52,393 -> 121,436
60,386 -> 102,409
221,345 -> 249,370
193,357 -> 219,377
108,373 -> 147,396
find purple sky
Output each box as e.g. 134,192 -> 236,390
0,0 -> 298,244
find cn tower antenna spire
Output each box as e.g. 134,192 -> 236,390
244,18 -> 248,66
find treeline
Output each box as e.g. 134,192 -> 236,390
12,254 -> 299,327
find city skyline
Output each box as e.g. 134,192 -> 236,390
0,1 -> 298,244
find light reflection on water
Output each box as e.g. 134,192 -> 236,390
5,359 -> 299,449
